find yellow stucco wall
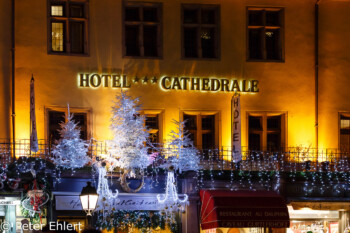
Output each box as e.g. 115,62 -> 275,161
0,0 -> 12,140
12,0 -> 350,151
318,0 -> 350,149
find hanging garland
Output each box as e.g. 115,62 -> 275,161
95,210 -> 180,233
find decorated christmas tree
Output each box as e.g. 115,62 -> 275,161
166,120 -> 200,173
157,120 -> 200,219
109,92 -> 150,172
52,107 -> 90,170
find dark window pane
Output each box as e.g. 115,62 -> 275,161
249,29 -> 263,59
188,132 -> 196,147
202,132 -> 215,149
249,133 -> 260,150
340,116 -> 350,147
267,116 -> 281,130
143,7 -> 158,22
73,113 -> 87,140
265,29 -> 280,60
340,116 -> 350,151
267,133 -> 281,151
184,27 -> 198,58
266,11 -> 281,26
249,116 -> 262,130
201,9 -> 216,24
125,7 -> 140,21
149,132 -> 159,144
201,28 -> 215,58
69,4 -> 84,18
69,21 -> 84,53
184,114 -> 197,130
202,115 -> 215,130
49,111 -> 65,143
146,115 -> 159,129
125,25 -> 140,56
248,10 -> 263,26
184,9 -> 198,24
143,26 -> 158,57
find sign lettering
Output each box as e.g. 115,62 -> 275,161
232,95 -> 241,162
55,195 -> 165,211
77,73 -> 259,93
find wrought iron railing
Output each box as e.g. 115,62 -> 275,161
0,139 -> 349,172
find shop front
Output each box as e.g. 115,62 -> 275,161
199,190 -> 290,233
54,192 -> 181,233
287,202 -> 350,233
0,196 -> 47,233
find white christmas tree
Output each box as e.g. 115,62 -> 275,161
166,119 -> 200,173
52,106 -> 90,170
108,92 -> 150,172
157,120 -> 200,218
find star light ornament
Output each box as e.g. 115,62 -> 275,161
108,92 -> 150,174
95,164 -> 119,213
52,106 -> 90,170
157,166 -> 188,220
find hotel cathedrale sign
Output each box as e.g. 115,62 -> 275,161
78,73 -> 259,93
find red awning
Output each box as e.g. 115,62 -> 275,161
200,190 -> 290,230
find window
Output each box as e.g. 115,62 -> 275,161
146,114 -> 160,145
142,110 -> 163,146
123,2 -> 162,58
248,112 -> 286,151
182,4 -> 220,59
46,107 -> 90,144
183,112 -> 219,149
247,7 -> 284,61
339,113 -> 350,151
48,0 -> 89,55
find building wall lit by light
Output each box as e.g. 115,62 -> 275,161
0,0 -> 349,157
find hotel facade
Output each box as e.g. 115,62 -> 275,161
0,0 -> 349,233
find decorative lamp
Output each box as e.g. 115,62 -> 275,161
80,182 -> 99,216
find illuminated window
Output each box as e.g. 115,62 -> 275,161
48,0 -> 88,55
339,113 -> 350,151
248,112 -> 286,151
123,2 -> 162,58
51,5 -> 63,16
51,22 -> 64,51
183,112 -> 219,149
182,4 -> 220,59
142,110 -> 163,146
46,107 -> 90,144
247,7 -> 284,61
146,114 -> 160,145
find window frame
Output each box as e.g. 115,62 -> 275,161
181,110 -> 220,149
140,109 -> 164,145
181,4 -> 220,60
47,0 -> 89,56
338,112 -> 350,152
246,7 -> 284,62
122,2 -> 163,59
45,106 -> 92,144
246,111 -> 287,151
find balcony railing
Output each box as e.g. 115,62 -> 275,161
0,139 -> 349,172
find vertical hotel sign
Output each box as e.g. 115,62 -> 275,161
232,94 -> 241,162
30,76 -> 38,152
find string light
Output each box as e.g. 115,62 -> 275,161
157,167 -> 188,220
